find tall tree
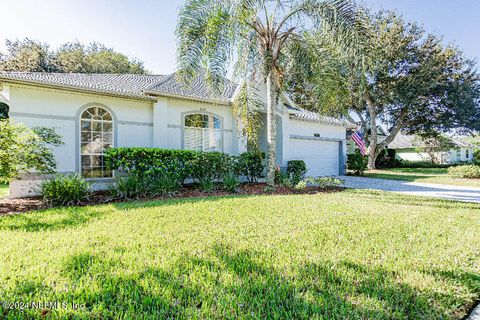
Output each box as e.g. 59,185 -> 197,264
176,0 -> 359,185
0,39 -> 148,74
290,10 -> 480,169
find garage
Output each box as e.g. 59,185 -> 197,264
289,137 -> 341,176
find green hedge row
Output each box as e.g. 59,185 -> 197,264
104,148 -> 266,184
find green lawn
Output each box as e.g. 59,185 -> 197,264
0,183 -> 8,198
0,190 -> 479,319
365,167 -> 480,187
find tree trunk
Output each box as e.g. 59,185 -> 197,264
266,71 -> 277,186
366,96 -> 378,170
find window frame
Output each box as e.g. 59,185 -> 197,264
182,112 -> 223,152
78,105 -> 115,180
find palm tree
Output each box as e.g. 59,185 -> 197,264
176,0 -> 359,185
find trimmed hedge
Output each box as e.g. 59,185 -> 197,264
104,148 -> 265,185
448,165 -> 480,179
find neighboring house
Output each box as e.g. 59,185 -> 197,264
0,72 -> 352,198
388,133 -> 474,164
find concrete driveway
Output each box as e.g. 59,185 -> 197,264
339,175 -> 480,203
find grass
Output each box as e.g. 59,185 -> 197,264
0,190 -> 479,319
365,167 -> 480,187
0,183 -> 8,198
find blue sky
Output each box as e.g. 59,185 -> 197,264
0,0 -> 478,74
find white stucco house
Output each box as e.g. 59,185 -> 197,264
388,133 -> 475,164
0,72 -> 352,198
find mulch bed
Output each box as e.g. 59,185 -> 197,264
0,183 -> 343,216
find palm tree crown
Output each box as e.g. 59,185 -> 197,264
176,0 -> 360,185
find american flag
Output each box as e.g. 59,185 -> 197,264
351,131 -> 367,156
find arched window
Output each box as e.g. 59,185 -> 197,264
184,113 -> 222,152
80,106 -> 113,178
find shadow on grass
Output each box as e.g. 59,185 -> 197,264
0,207 -> 109,232
0,192 -> 334,233
2,244 -> 478,319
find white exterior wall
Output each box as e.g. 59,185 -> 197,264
5,83 -> 347,197
287,119 -> 347,176
5,85 -> 243,197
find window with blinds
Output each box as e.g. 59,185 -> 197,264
184,113 -> 222,152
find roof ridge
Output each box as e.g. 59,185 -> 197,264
144,73 -> 175,91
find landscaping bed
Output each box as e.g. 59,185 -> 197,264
0,183 -> 343,215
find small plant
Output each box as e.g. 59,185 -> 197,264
274,166 -> 292,187
147,172 -> 182,196
263,185 -> 275,193
294,180 -> 307,190
305,176 -> 344,189
110,175 -> 148,199
40,174 -> 91,206
199,179 -> 215,193
287,160 -> 307,185
347,150 -> 368,175
223,172 -> 240,192
448,165 -> 480,179
238,152 -> 265,182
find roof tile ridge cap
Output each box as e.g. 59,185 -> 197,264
144,73 -> 175,91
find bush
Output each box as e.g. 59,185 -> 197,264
305,177 -> 344,189
347,151 -> 368,175
40,174 -> 90,206
238,152 -> 265,182
105,148 -> 198,182
448,165 -> 480,179
287,160 -> 307,185
147,171 -> 182,196
399,160 -> 451,169
110,175 -> 149,199
375,149 -> 401,168
191,152 -> 232,186
223,172 -> 240,192
274,166 -> 292,187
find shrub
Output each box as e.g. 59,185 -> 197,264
294,180 -> 307,190
105,148 -> 197,182
110,175 -> 149,199
287,160 -> 307,185
147,171 -> 182,196
305,176 -> 344,189
375,149 -> 401,168
399,160 -> 451,169
199,180 -> 215,192
448,165 -> 480,179
0,119 -> 63,183
347,151 -> 368,175
474,149 -> 480,162
191,152 -> 232,185
274,166 -> 292,187
238,152 -> 265,182
40,174 -> 90,206
223,172 -> 240,192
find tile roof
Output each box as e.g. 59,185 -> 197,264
0,71 -> 350,126
287,105 -> 354,127
0,72 -> 166,100
145,72 -> 238,103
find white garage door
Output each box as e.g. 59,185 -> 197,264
289,138 -> 339,176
